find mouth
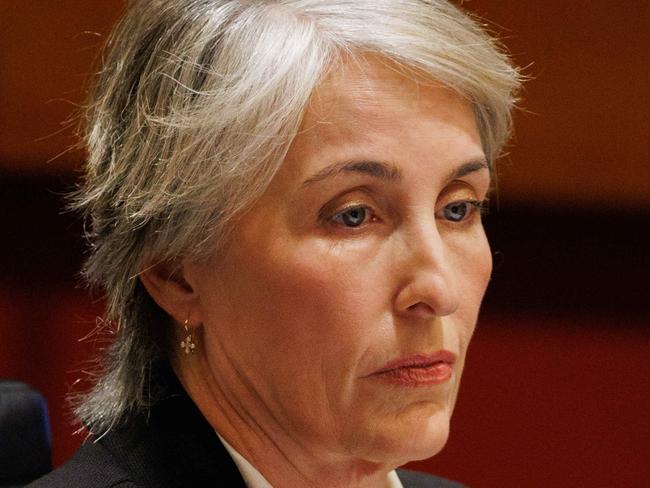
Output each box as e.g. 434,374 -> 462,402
369,351 -> 456,387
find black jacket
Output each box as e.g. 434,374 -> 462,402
29,365 -> 464,488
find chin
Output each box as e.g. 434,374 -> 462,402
397,409 -> 451,463
404,414 -> 451,461
356,405 -> 452,466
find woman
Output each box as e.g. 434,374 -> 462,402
31,1 -> 520,487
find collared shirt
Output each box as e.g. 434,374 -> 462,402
218,434 -> 404,488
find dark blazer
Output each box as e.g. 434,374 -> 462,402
28,365 -> 465,488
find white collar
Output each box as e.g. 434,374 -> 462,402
217,433 -> 404,488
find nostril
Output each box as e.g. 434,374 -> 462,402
407,302 -> 436,316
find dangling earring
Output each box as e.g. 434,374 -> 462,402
180,318 -> 196,354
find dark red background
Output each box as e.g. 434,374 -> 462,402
1,1 -> 648,486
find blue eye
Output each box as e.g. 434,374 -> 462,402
334,206 -> 368,227
443,200 -> 482,222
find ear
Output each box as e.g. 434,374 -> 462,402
139,259 -> 201,326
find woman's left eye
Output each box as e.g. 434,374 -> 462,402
440,200 -> 484,223
331,206 -> 372,228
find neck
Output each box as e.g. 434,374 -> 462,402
172,353 -> 395,488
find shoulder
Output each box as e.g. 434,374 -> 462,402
397,468 -> 467,488
27,440 -> 138,488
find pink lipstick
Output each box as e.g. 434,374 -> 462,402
371,351 -> 456,386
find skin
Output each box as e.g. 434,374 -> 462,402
143,57 -> 492,488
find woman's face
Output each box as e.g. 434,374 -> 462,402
188,58 -> 492,466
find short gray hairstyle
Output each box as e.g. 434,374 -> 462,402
72,0 -> 521,433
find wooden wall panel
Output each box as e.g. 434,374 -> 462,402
462,0 -> 650,207
0,1 -> 123,172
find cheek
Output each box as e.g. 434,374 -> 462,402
474,231 -> 493,300
213,237 -> 388,372
453,226 -> 492,300
269,241 -> 388,351
448,228 -> 492,344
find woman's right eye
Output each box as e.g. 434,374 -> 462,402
331,206 -> 372,228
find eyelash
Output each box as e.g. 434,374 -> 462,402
442,199 -> 487,223
329,205 -> 377,228
329,199 -> 487,229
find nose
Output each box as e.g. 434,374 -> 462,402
393,219 -> 460,319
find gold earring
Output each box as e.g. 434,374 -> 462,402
180,319 -> 196,354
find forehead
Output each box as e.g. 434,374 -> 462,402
272,55 -> 483,191
299,56 -> 476,146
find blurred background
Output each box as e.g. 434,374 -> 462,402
0,1 -> 648,486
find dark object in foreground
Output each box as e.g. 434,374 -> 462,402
0,381 -> 52,487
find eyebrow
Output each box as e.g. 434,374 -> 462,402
449,158 -> 490,180
300,157 -> 489,188
301,160 -> 402,188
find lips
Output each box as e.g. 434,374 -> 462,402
370,351 -> 456,386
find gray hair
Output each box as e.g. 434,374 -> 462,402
72,0 -> 521,433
